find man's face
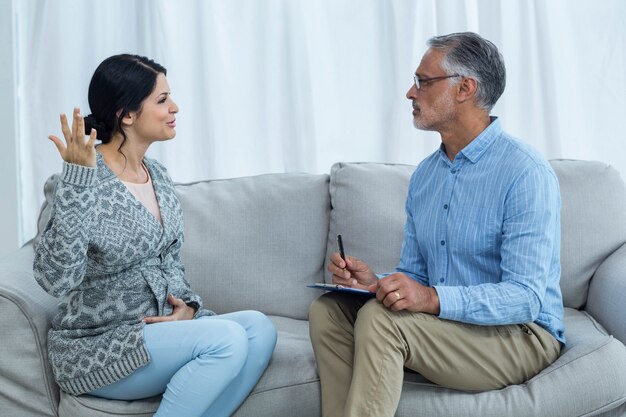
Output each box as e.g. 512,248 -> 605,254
406,49 -> 458,132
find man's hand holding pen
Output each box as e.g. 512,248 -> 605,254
328,251 -> 378,291
329,234 -> 439,314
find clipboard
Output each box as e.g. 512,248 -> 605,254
307,283 -> 375,297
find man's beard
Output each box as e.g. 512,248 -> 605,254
412,92 -> 455,131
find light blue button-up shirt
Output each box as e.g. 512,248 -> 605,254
396,118 -> 565,344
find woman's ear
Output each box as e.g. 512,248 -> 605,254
121,112 -> 135,127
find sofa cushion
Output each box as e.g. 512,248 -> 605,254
550,159 -> 626,309
0,245 -> 59,417
396,308 -> 626,416
176,173 -> 330,319
325,162 -> 415,281
58,392 -> 159,417
58,316 -> 321,417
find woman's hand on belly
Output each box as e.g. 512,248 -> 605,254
143,294 -> 195,323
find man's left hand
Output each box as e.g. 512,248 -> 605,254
368,273 -> 440,315
143,294 -> 196,323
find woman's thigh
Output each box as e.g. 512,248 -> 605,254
203,310 -> 276,341
89,318 -> 248,400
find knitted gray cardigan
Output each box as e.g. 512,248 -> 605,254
34,154 -> 213,395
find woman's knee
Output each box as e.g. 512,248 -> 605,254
196,320 -> 249,372
215,310 -> 276,363
245,310 -> 277,353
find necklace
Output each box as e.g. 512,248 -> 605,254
98,148 -> 149,184
119,162 -> 149,184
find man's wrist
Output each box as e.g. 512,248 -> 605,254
428,287 -> 441,315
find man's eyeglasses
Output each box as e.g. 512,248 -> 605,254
413,74 -> 461,90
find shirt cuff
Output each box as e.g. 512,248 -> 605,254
433,285 -> 466,321
61,162 -> 97,186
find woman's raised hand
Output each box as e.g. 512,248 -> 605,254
48,107 -> 97,167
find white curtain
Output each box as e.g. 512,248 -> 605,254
15,0 -> 626,243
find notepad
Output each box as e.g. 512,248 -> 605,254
307,283 -> 375,297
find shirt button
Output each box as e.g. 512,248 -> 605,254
439,277 -> 445,283
451,169 -> 457,174
440,240 -> 445,246
443,204 -> 448,209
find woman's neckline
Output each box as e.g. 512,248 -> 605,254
96,149 -> 150,184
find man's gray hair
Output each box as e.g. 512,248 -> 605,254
427,32 -> 506,112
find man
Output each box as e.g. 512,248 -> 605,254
308,32 -> 565,417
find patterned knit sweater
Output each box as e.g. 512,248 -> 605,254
33,154 -> 213,395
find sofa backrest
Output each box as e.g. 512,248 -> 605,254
551,159 -> 626,308
34,159 -> 626,316
35,171 -> 330,321
324,162 -> 415,282
326,160 -> 626,310
176,173 -> 330,319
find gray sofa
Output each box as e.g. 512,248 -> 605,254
1,160 -> 626,417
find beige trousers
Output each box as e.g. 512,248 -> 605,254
308,292 -> 561,417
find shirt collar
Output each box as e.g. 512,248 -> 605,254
459,116 -> 501,164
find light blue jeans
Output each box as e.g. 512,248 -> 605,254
89,310 -> 277,417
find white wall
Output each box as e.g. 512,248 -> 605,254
0,0 -> 20,258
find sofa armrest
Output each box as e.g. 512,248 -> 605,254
0,243 -> 59,417
586,242 -> 626,345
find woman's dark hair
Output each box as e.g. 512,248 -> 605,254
84,54 -> 166,146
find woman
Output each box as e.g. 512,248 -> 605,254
34,54 -> 277,417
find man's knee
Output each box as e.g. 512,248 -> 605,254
309,294 -> 342,344
353,302 -> 435,348
309,293 -> 354,326
309,293 -> 367,347
355,298 -> 386,320
309,293 -> 335,323
353,300 -> 399,343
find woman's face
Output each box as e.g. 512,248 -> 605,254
130,73 -> 179,142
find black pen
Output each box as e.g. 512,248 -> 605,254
337,234 -> 346,270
